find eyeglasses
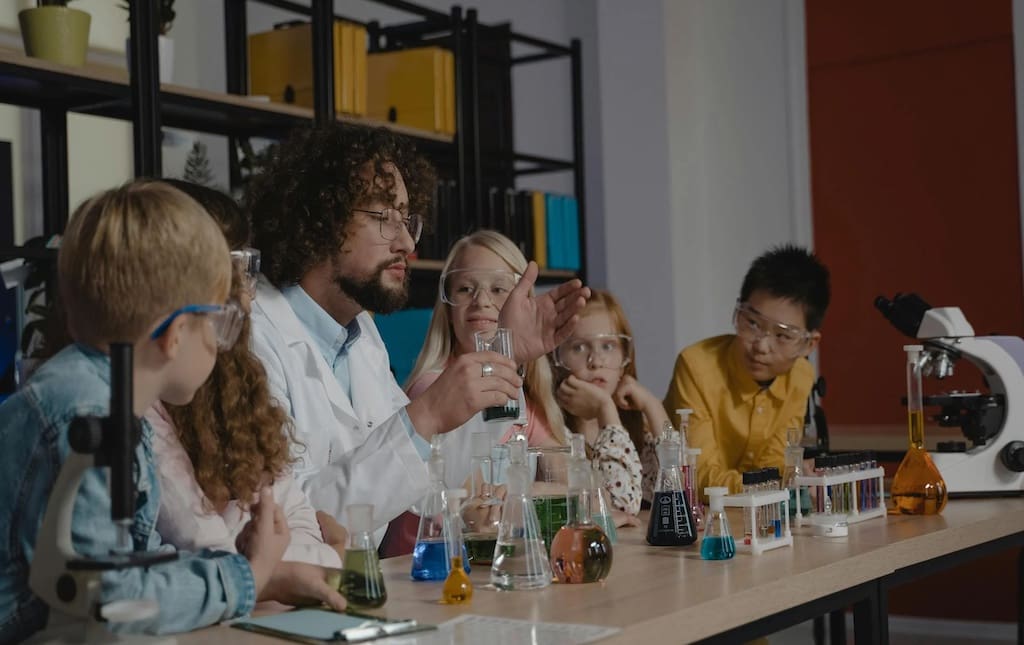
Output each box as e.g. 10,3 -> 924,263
353,207 -> 423,244
440,269 -> 521,307
230,247 -> 261,297
732,302 -> 811,356
150,303 -> 246,351
553,334 -> 633,371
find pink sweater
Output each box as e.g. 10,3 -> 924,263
146,403 -> 341,568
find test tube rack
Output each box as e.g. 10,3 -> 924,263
793,467 -> 886,526
723,490 -> 792,555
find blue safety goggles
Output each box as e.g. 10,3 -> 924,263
150,303 -> 245,351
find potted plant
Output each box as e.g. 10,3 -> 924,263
18,1 -> 92,67
122,0 -> 176,83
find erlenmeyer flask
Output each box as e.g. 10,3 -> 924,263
337,504 -> 387,607
550,435 -> 613,584
462,431 -> 502,565
442,489 -> 473,604
589,469 -> 618,544
490,440 -> 552,590
647,427 -> 697,546
413,436 -> 470,580
891,345 -> 947,515
700,488 -> 736,560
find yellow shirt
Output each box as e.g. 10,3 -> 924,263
663,335 -> 814,495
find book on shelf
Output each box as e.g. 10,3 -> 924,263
367,46 -> 455,135
248,20 -> 368,116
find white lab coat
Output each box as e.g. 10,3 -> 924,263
249,277 -> 430,543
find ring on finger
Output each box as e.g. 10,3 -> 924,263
481,361 -> 495,378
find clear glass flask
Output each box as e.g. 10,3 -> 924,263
890,345 -> 948,515
462,431 -> 501,565
700,487 -> 736,560
442,489 -> 473,604
335,503 -> 387,608
413,436 -> 469,580
490,440 -> 552,590
589,468 -> 618,544
646,427 -> 696,546
550,435 -> 613,583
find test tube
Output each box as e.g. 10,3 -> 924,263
742,471 -> 754,544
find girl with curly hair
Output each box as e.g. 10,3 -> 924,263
146,180 -> 344,567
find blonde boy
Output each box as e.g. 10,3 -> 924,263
0,181 -> 343,643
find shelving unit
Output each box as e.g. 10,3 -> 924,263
0,0 -> 586,310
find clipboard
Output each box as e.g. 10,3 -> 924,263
231,608 -> 436,644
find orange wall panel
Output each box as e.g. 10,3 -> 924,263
808,5 -> 1022,428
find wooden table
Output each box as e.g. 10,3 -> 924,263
183,499 -> 1024,644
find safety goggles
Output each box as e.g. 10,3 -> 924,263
553,334 -> 633,371
230,247 -> 261,297
150,302 -> 246,351
732,302 -> 811,357
440,269 -> 521,307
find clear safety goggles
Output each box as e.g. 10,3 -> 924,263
150,302 -> 246,351
440,269 -> 521,307
553,334 -> 633,371
230,247 -> 261,297
732,302 -> 811,357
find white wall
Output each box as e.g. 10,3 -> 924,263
655,0 -> 812,389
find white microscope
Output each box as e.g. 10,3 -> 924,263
28,343 -> 176,643
877,293 -> 1024,496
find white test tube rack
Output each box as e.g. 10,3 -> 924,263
723,490 -> 792,555
793,466 -> 886,526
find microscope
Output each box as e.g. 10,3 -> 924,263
28,343 -> 177,643
876,293 -> 1024,496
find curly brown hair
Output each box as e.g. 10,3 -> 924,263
163,182 -> 295,511
245,123 -> 437,287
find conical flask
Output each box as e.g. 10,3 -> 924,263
462,431 -> 502,565
550,435 -> 613,583
413,435 -> 470,580
647,427 -> 697,546
490,440 -> 552,590
589,468 -> 618,544
891,345 -> 948,515
337,504 -> 387,607
700,488 -> 736,560
442,489 -> 473,604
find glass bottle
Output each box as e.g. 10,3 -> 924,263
647,427 -> 696,546
462,431 -> 501,565
589,468 -> 618,544
490,440 -> 552,590
442,489 -> 473,604
413,436 -> 469,580
336,503 -> 387,608
700,487 -> 735,560
550,435 -> 613,583
890,345 -> 948,515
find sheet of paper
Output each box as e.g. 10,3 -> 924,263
376,614 -> 621,645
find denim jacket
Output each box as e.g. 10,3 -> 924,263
0,344 -> 256,643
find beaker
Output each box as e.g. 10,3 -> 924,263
490,440 -> 552,590
530,445 -> 569,554
700,487 -> 736,560
462,431 -> 502,565
336,503 -> 387,608
550,435 -> 613,583
890,345 -> 947,515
